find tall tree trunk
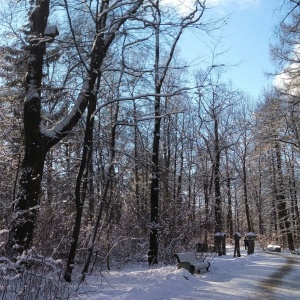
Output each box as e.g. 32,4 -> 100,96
64,89 -> 98,282
149,2 -> 162,266
213,116 -> 225,256
149,90 -> 161,265
81,47 -> 126,280
177,142 -> 184,210
242,154 -> 253,233
213,117 -> 222,233
147,0 -> 205,265
225,150 -> 233,238
287,149 -> 300,238
80,102 -> 119,282
254,153 -> 264,234
203,166 -> 210,249
274,143 -> 295,251
270,159 -> 279,242
7,0 -> 50,256
234,187 -> 240,232
133,101 -> 141,220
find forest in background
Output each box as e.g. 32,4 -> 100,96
0,0 -> 299,295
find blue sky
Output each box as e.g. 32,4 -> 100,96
173,0 -> 287,100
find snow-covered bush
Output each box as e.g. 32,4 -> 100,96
0,248 -> 72,299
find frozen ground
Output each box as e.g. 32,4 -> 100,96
75,246 -> 300,300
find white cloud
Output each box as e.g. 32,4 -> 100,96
162,0 -> 260,15
161,0 -> 197,15
208,0 -> 260,8
273,44 -> 300,95
274,64 -> 300,96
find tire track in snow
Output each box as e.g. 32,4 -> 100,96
255,253 -> 300,300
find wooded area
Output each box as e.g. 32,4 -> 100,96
0,0 -> 299,291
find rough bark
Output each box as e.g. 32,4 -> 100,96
7,0 -> 50,256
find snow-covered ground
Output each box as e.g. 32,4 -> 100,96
76,246 -> 300,300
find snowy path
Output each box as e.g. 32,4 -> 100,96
171,250 -> 300,300
255,253 -> 300,300
78,248 -> 300,300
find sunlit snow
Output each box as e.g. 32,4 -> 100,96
75,246 -> 300,299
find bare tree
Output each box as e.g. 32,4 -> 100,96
6,0 -> 144,257
147,0 -> 207,265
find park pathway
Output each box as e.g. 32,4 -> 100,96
254,252 -> 300,300
171,250 -> 300,300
